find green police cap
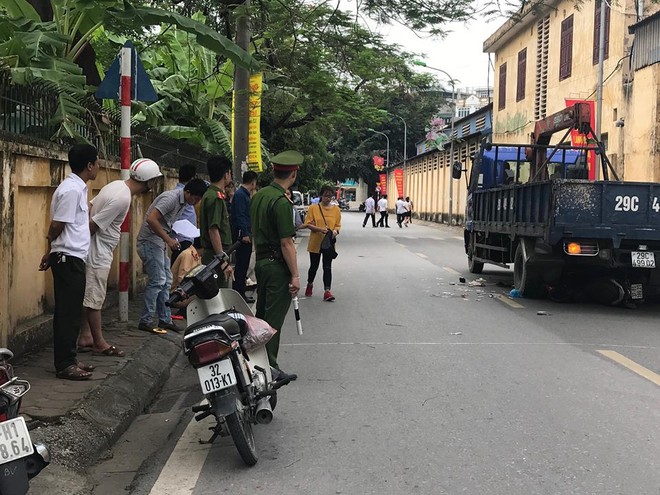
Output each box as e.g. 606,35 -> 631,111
271,150 -> 304,171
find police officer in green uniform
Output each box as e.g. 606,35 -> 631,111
250,150 -> 302,376
199,155 -> 234,287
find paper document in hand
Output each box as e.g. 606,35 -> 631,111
172,220 -> 200,239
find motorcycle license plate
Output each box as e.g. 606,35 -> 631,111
0,417 -> 33,465
631,251 -> 655,268
197,360 -> 236,394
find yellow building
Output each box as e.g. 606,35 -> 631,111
484,0 -> 660,181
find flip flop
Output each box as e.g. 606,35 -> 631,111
137,323 -> 167,335
77,362 -> 96,372
56,364 -> 92,381
93,345 -> 125,357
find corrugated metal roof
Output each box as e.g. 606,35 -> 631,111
629,12 -> 660,70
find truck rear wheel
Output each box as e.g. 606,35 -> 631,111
468,234 -> 484,274
513,243 -> 544,297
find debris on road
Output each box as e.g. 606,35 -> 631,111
459,277 -> 466,283
468,279 -> 485,287
449,332 -> 463,335
536,311 -> 551,316
509,288 -> 522,298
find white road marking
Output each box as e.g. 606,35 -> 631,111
148,404 -> 213,495
416,252 -> 428,259
494,293 -> 524,309
442,266 -> 460,275
597,350 -> 660,387
452,236 -> 464,240
282,342 -> 660,349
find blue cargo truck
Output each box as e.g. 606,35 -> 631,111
459,104 -> 660,303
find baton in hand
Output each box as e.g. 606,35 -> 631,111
292,296 -> 303,335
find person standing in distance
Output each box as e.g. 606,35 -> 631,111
395,196 -> 406,228
250,150 -> 302,378
171,164 -> 198,265
137,178 -> 208,334
39,144 -> 100,380
199,155 -> 234,286
231,170 -> 258,303
78,158 -> 162,356
376,194 -> 390,228
362,193 -> 376,228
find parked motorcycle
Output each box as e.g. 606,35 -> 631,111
338,198 -> 350,211
167,244 -> 296,466
0,349 -> 50,495
358,202 -> 366,212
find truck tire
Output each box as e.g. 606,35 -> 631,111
467,234 -> 484,274
513,243 -> 544,297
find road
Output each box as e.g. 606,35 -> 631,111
90,212 -> 660,495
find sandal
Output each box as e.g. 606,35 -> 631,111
56,364 -> 92,381
77,346 -> 93,353
92,345 -> 125,357
137,322 -> 167,335
77,362 -> 96,372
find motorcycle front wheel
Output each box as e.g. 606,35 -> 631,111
226,402 -> 258,466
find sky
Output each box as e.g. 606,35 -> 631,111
341,2 -> 508,90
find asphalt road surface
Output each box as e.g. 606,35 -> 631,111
91,212 -> 660,495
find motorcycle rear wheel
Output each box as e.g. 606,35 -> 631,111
227,404 -> 258,466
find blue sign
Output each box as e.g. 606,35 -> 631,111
96,41 -> 157,102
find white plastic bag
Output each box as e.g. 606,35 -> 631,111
243,315 -> 277,352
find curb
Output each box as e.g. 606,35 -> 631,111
29,333 -> 181,472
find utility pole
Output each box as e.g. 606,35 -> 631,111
595,0 -> 607,181
233,0 -> 250,181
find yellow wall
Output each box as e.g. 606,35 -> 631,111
0,140 -> 178,349
487,0 -> 660,181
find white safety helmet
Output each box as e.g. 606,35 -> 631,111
129,158 -> 162,182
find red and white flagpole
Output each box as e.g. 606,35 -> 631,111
119,45 -> 132,321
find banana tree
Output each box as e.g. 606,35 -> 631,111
0,0 -> 258,140
132,13 -> 235,155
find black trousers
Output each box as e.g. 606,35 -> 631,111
307,251 -> 333,290
396,213 -> 404,225
50,253 -> 86,372
233,241 -> 252,297
363,213 -> 375,227
376,212 -> 389,227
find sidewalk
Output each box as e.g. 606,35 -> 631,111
16,294 -> 181,494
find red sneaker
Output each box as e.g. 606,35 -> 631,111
323,290 -> 335,302
305,284 -> 313,297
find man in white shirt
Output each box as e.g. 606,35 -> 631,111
395,196 -> 407,227
77,158 -> 163,356
376,194 -> 390,228
362,194 -> 376,228
39,144 -> 100,380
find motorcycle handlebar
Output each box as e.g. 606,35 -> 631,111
166,241 -> 243,306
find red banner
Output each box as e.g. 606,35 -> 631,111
379,174 -> 387,195
394,168 -> 404,198
565,99 -> 596,180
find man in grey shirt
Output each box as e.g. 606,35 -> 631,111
137,178 -> 207,333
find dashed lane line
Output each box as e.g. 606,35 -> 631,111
494,293 -> 525,309
597,350 -> 660,387
442,266 -> 460,275
148,403 -> 213,495
416,252 -> 428,259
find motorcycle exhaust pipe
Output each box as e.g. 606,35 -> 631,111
255,397 -> 273,424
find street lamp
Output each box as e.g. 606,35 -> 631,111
412,60 -> 458,224
368,128 -> 390,168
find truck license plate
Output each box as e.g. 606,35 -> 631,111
197,359 -> 236,394
0,417 -> 34,465
631,251 -> 655,268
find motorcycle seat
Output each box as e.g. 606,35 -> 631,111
184,313 -> 243,340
